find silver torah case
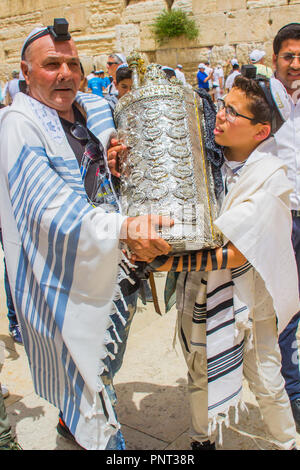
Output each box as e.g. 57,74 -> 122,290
114,61 -> 223,253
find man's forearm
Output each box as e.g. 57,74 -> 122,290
149,243 -> 246,272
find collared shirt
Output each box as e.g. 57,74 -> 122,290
221,156 -> 246,195
273,95 -> 300,210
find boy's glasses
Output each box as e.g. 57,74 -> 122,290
278,53 -> 300,64
217,99 -> 256,123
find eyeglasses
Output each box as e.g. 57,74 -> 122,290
217,98 -> 256,123
70,121 -> 104,164
278,53 -> 300,64
107,61 -> 118,66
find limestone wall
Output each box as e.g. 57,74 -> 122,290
1,0 -> 300,85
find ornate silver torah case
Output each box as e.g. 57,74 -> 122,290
114,56 -> 223,253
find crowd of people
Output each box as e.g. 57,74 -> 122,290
0,18 -> 300,451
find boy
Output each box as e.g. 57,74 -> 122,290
149,75 -> 299,450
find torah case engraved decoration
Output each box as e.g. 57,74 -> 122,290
114,55 -> 223,253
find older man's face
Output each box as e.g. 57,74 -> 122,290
21,35 -> 82,118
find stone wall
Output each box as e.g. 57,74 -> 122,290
1,0 -> 300,85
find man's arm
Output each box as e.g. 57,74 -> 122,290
148,242 -> 246,272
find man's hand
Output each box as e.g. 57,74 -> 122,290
120,215 -> 174,263
107,137 -> 126,178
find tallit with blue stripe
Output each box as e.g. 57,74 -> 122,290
0,92 -> 128,449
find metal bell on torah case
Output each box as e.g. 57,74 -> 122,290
114,53 -> 223,254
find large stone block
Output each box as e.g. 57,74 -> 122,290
269,5 -> 300,37
224,8 -> 272,43
194,12 -> 227,46
247,0 -> 287,8
115,24 -> 141,55
123,1 -> 165,24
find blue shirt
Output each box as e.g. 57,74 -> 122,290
87,77 -> 103,97
197,70 -> 209,90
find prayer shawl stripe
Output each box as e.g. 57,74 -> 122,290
206,281 -> 234,298
208,351 -> 244,379
208,357 -> 243,383
171,255 -> 181,272
208,386 -> 243,411
90,119 -> 115,136
87,110 -> 114,128
231,262 -> 252,278
206,298 -> 234,319
208,344 -> 244,372
206,317 -> 235,335
207,340 -> 244,364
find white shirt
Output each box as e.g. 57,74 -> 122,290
225,70 -> 241,91
213,66 -> 224,88
273,95 -> 300,210
175,69 -> 186,85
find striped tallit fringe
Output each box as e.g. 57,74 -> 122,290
208,401 -> 249,446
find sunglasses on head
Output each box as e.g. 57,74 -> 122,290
107,61 -> 118,66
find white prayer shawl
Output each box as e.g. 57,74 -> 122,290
0,92 -> 128,450
191,138 -> 300,440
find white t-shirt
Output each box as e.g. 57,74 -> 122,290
225,70 -> 241,91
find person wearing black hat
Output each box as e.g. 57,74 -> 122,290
271,22 -> 300,433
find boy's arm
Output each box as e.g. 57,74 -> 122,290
149,242 -> 247,272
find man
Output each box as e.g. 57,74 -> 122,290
87,70 -> 103,96
225,63 -> 241,91
249,49 -> 273,78
106,53 -> 126,96
175,64 -> 186,85
271,22 -> 300,432
0,20 -> 171,450
197,63 -> 210,90
212,62 -> 224,100
3,71 -> 20,105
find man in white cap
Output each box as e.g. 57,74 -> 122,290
249,49 -> 273,78
0,19 -> 171,450
175,64 -> 186,85
197,63 -> 211,91
105,53 -> 127,96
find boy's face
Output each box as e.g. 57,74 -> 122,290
273,38 -> 300,95
214,88 -> 264,152
116,78 -> 132,98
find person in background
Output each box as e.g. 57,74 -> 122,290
271,22 -> 300,433
3,71 -> 20,105
197,63 -> 211,91
175,64 -> 186,85
249,49 -> 273,78
225,63 -> 241,92
106,53 -> 127,96
212,62 -> 224,101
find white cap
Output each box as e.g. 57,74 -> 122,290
249,49 -> 266,63
269,77 -> 291,122
177,64 -> 183,68
198,63 -> 206,69
115,53 -> 127,64
231,58 -> 239,66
